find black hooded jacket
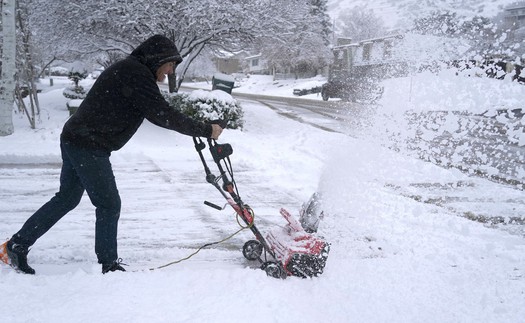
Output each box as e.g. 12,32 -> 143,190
61,35 -> 212,152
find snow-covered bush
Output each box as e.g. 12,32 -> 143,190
49,66 -> 69,76
163,90 -> 244,129
63,85 -> 87,99
63,67 -> 89,99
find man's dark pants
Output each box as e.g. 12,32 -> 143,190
12,140 -> 121,265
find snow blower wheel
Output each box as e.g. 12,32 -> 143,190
261,261 -> 284,279
242,240 -> 263,261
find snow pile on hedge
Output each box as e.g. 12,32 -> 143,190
164,89 -> 244,129
62,86 -> 87,99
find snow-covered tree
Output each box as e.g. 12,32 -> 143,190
26,0 -> 290,91
258,0 -> 333,77
25,0 -> 335,89
336,5 -> 386,42
309,0 -> 332,45
412,11 -> 462,36
411,10 -> 515,63
0,0 -> 16,136
27,0 -> 136,65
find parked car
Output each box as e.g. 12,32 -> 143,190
321,80 -> 352,101
321,78 -> 384,103
293,86 -> 322,96
19,85 -> 42,98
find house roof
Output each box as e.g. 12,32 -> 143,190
215,50 -> 249,59
333,34 -> 402,49
244,54 -> 262,60
505,3 -> 525,11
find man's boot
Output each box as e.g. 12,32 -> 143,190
5,240 -> 35,274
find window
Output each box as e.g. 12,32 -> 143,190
252,59 -> 259,67
333,48 -> 347,69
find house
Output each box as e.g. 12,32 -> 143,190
329,33 -> 470,81
243,54 -> 269,75
321,33 -> 471,101
212,51 -> 249,75
504,2 -> 525,57
212,52 -> 270,76
213,47 -> 324,79
504,2 -> 525,28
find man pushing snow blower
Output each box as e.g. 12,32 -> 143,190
1,34 -> 329,277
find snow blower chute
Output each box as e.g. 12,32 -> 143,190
193,134 -> 329,279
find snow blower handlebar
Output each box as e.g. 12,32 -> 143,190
193,136 -> 229,181
192,135 -> 271,254
192,136 -> 242,210
194,120 -> 231,187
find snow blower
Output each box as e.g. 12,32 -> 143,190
193,134 -> 329,279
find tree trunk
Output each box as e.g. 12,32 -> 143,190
15,85 -> 34,129
0,0 -> 17,136
17,6 -> 40,116
175,43 -> 206,91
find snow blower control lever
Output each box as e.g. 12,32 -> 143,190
192,131 -> 329,279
